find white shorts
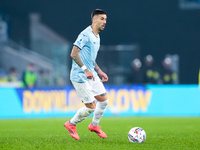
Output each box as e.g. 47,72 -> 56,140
71,76 -> 106,104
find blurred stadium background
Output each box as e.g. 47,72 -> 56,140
0,0 -> 200,86
0,0 -> 200,117
0,1 -> 200,149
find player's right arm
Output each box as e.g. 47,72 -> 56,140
95,62 -> 108,82
70,46 -> 95,80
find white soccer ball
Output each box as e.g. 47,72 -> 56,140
128,127 -> 146,143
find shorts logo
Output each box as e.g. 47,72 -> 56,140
84,97 -> 89,101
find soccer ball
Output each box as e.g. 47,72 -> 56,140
128,127 -> 146,143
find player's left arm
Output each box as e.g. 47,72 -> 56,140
95,62 -> 108,82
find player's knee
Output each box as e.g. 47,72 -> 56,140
95,93 -> 108,102
85,101 -> 96,109
100,93 -> 107,97
85,106 -> 95,115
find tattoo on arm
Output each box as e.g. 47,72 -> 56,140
71,46 -> 84,67
94,62 -> 100,73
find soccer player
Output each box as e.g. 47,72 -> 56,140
64,9 -> 108,140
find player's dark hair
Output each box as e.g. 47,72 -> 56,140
91,9 -> 106,18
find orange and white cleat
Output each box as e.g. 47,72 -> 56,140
88,123 -> 107,138
64,121 -> 80,140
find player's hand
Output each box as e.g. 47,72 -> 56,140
84,69 -> 95,81
98,71 -> 108,82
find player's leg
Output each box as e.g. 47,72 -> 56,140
64,81 -> 95,140
92,94 -> 108,127
70,102 -> 95,125
88,76 -> 108,138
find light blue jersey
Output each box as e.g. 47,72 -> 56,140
70,26 -> 100,82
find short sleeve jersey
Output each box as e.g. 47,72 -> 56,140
70,26 -> 100,82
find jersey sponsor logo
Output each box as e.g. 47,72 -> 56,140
77,39 -> 83,46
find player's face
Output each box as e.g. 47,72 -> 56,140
94,14 -> 107,31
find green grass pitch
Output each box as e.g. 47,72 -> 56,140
0,117 -> 200,150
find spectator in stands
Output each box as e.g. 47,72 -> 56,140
37,69 -> 45,87
129,58 -> 143,84
37,69 -> 51,87
7,67 -> 18,82
0,67 -> 21,87
143,55 -> 160,84
21,63 -> 37,88
54,74 -> 65,87
0,68 -> 7,82
160,57 -> 178,84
